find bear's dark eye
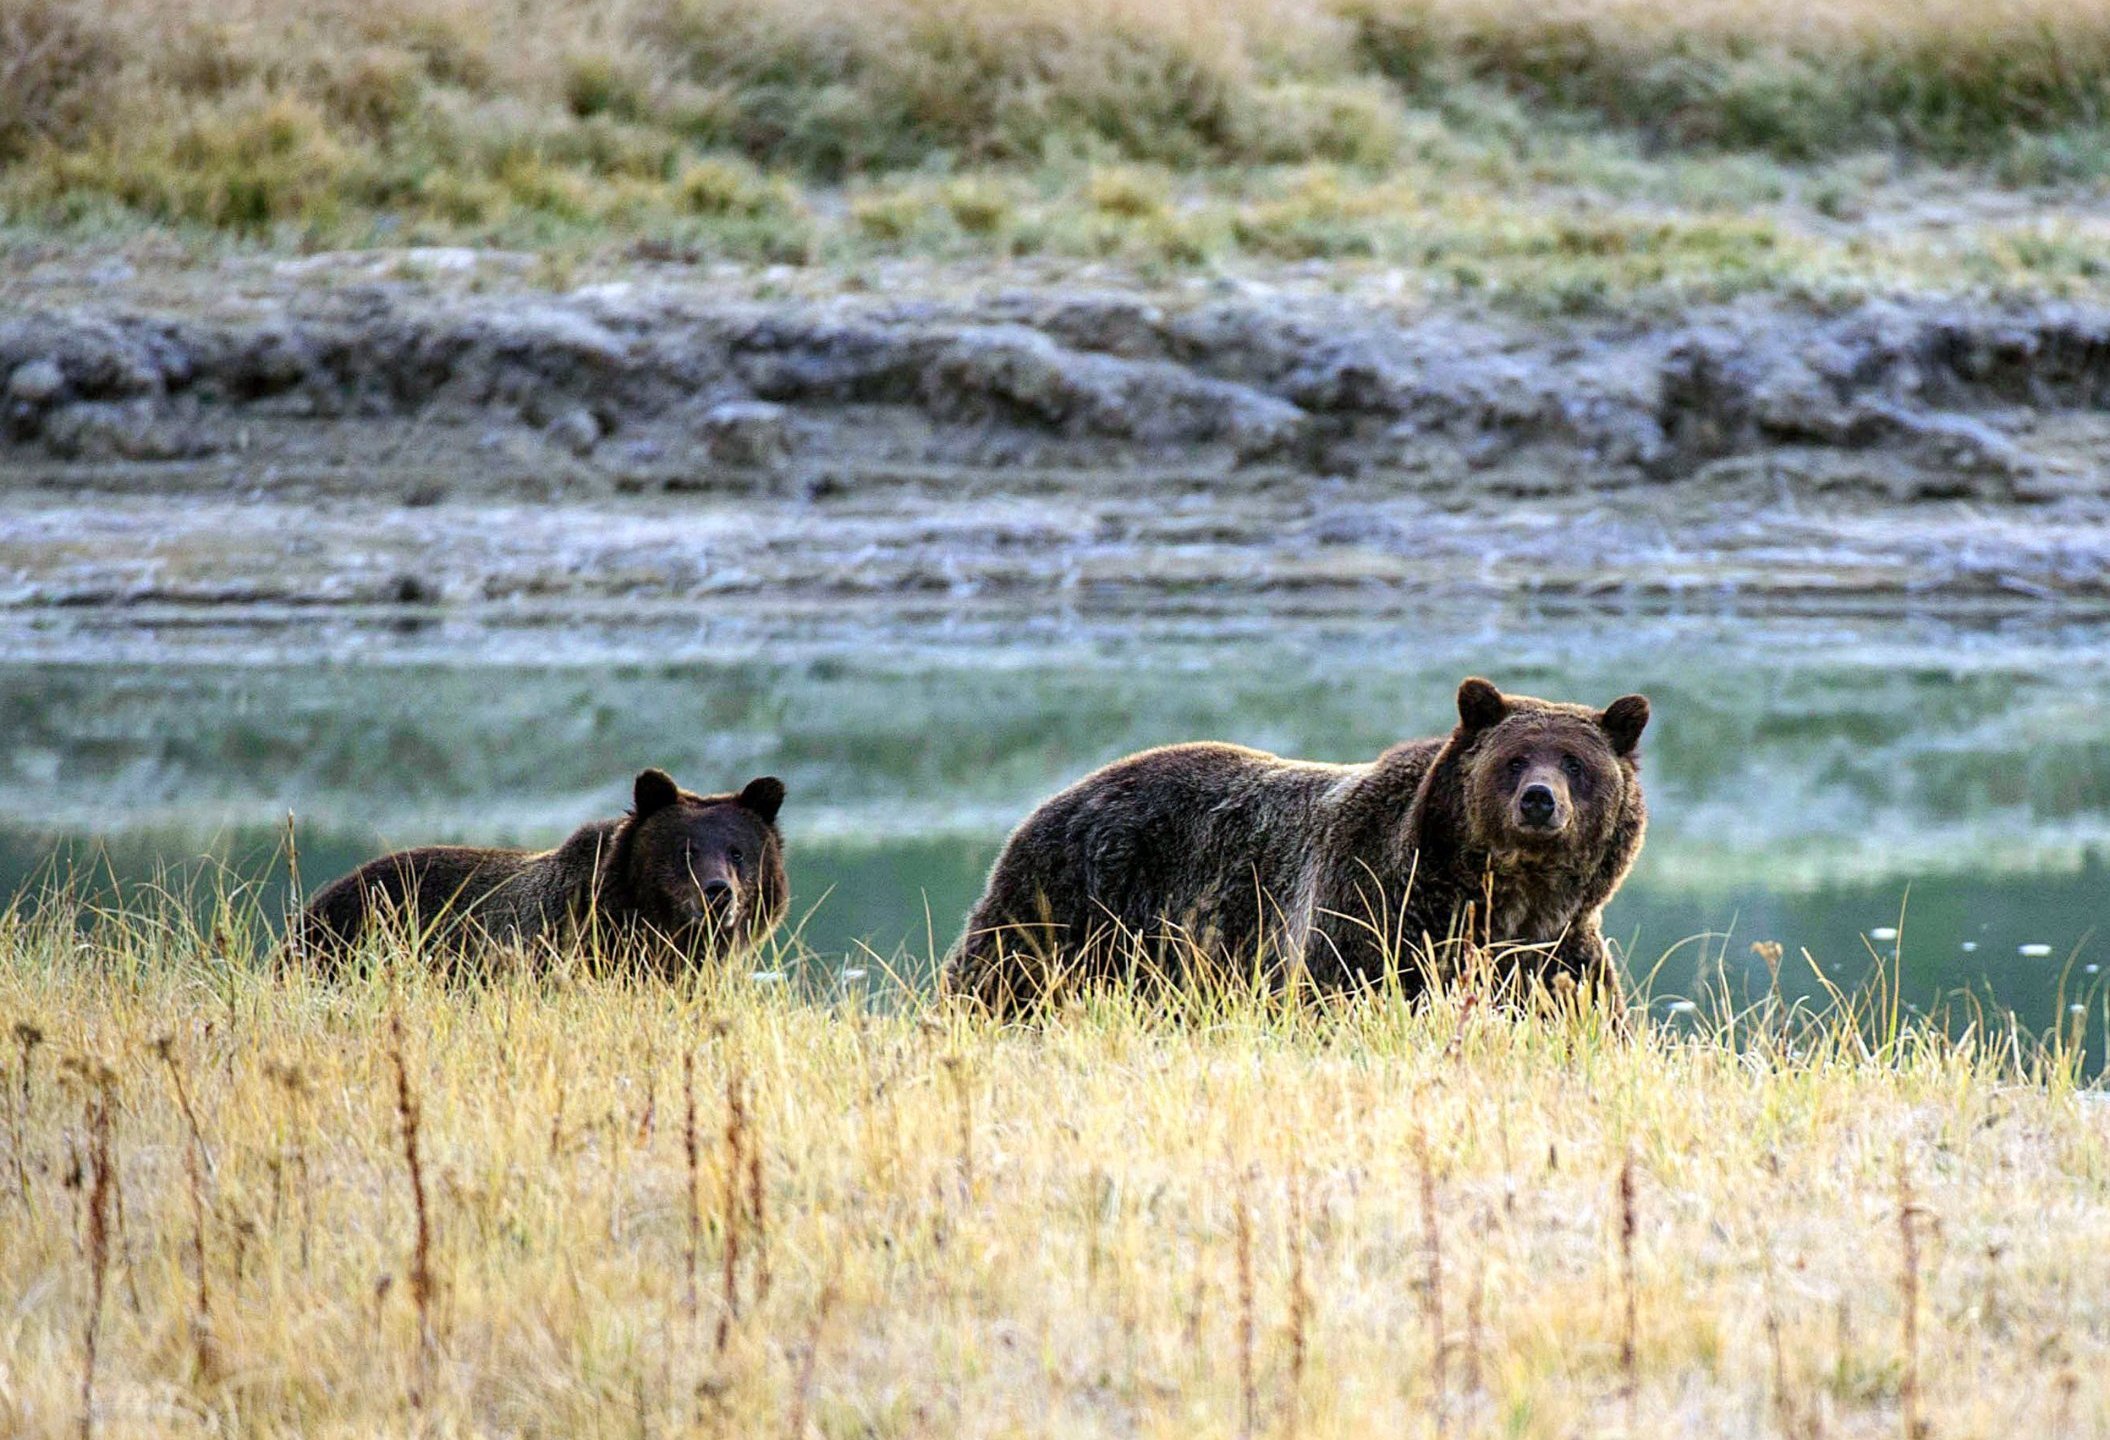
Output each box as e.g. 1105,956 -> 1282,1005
1506,756 -> 1527,778
728,846 -> 745,866
1561,754 -> 1585,780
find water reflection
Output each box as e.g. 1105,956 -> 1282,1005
2,599 -> 2105,1054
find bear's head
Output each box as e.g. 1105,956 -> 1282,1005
622,769 -> 789,957
1450,677 -> 1649,865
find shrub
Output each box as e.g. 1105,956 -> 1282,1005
676,154 -> 795,218
0,0 -> 120,162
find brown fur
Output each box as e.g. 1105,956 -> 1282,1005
287,769 -> 789,975
946,678 -> 1648,1010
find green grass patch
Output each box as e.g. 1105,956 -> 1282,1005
8,0 -> 2110,307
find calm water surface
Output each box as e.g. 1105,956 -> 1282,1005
3,598 -> 2106,1056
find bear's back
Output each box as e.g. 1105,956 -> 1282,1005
953,741 -> 1368,1000
293,843 -> 542,963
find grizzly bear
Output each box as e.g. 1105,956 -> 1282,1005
288,769 -> 788,974
945,678 -> 1648,1010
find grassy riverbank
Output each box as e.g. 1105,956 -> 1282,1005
1,890 -> 2105,1437
8,0 -> 2110,308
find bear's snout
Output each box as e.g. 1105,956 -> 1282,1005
685,875 -> 742,930
1510,772 -> 1578,831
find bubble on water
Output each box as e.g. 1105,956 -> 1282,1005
2087,964 -> 2102,975
1960,942 -> 1979,953
841,968 -> 868,982
750,970 -> 785,983
2071,1004 -> 2088,1015
1870,926 -> 1899,941
1666,1000 -> 1699,1016
2019,944 -> 2055,958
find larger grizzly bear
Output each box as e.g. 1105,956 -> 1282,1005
946,678 -> 1648,1009
289,769 -> 788,974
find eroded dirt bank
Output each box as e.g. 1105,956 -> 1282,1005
6,260 -> 2110,604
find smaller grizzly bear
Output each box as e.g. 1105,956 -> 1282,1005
289,769 -> 788,974
946,678 -> 1648,1010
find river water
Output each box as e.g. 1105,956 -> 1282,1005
3,596 -> 2106,1055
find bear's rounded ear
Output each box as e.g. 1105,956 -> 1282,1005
633,768 -> 681,818
739,776 -> 786,825
1600,695 -> 1650,756
1456,677 -> 1509,733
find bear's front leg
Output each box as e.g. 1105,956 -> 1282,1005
1548,916 -> 1632,1025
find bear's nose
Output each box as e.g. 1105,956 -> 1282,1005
1518,784 -> 1558,826
701,879 -> 736,915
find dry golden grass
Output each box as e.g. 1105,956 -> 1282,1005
2,884 -> 2108,1438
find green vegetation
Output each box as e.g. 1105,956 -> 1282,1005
1,877 -> 2106,1436
5,0 -> 2110,306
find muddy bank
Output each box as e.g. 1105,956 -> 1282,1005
10,272 -> 2110,497
9,487 -> 2110,607
6,264 -> 2110,603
